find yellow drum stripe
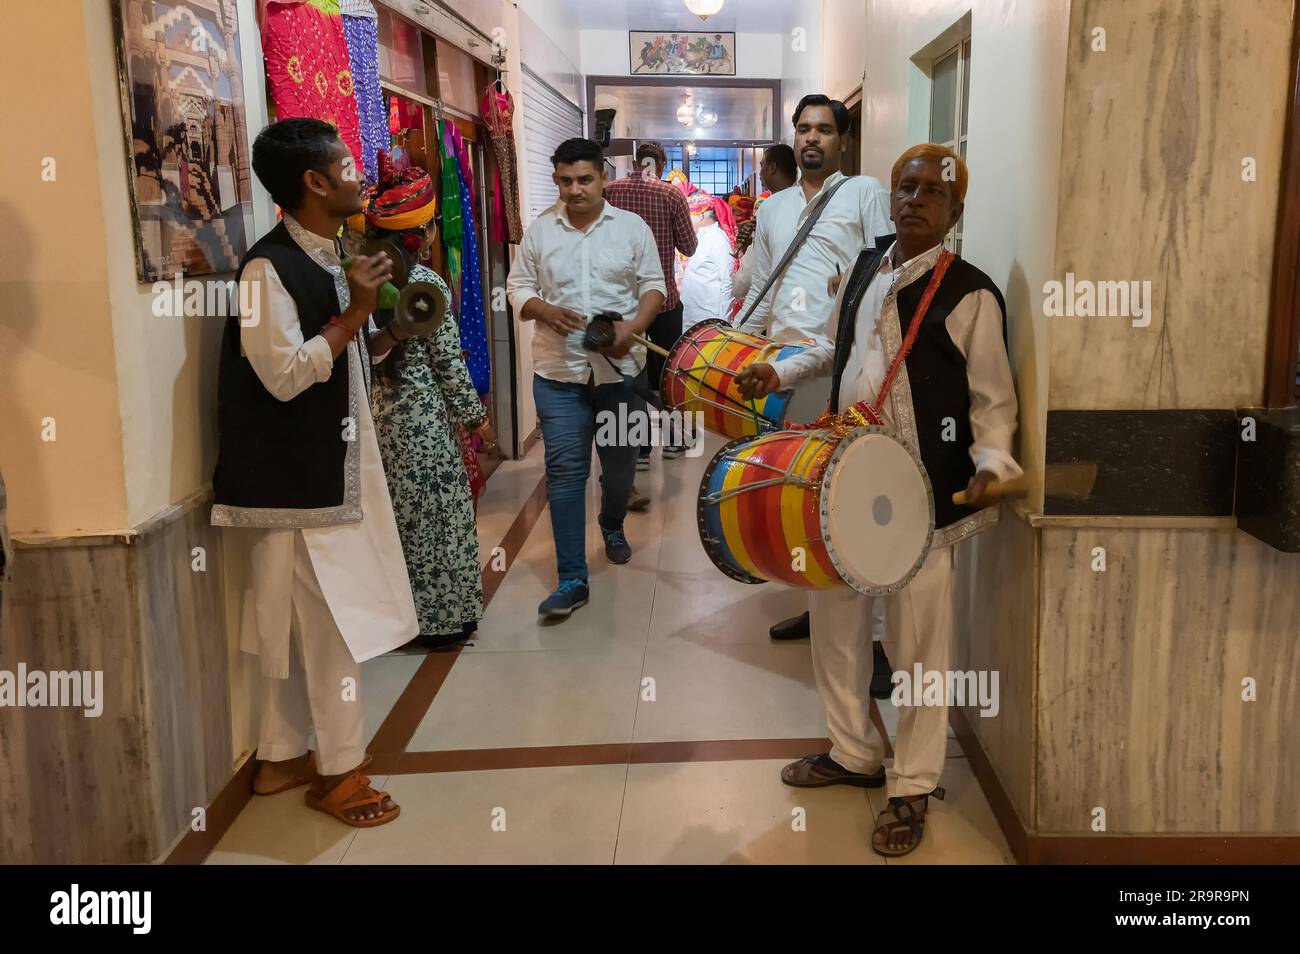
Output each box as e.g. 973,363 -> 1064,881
778,436 -> 836,587
718,444 -> 763,579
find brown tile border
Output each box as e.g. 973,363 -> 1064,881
392,737 -> 836,774
168,470 -> 549,864
950,706 -> 1300,865
163,752 -> 257,865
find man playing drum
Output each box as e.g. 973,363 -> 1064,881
737,144 -> 1021,856
735,94 -> 891,646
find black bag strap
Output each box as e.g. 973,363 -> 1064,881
735,176 -> 851,332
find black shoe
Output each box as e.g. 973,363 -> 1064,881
769,610 -> 810,641
871,642 -> 894,699
407,631 -> 470,652
599,518 -> 632,565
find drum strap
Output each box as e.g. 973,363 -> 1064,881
840,249 -> 956,428
734,177 -> 852,332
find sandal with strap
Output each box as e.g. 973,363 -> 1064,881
872,787 -> 946,858
305,770 -> 400,829
253,753 -> 373,796
781,752 -> 886,789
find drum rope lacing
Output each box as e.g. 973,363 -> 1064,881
703,432 -> 833,505
670,329 -> 794,433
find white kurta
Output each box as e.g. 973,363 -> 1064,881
228,221 -> 417,677
679,222 -> 734,325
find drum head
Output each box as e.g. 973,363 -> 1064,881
820,426 -> 934,596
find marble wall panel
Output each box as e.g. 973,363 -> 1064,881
1049,0 -> 1293,410
953,506 -> 1039,830
0,498 -> 232,862
1037,525 -> 1300,833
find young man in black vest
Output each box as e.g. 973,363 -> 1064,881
738,144 -> 1021,856
212,118 -> 417,828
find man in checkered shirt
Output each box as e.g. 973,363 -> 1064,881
606,142 -> 698,469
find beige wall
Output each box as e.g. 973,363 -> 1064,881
0,1 -> 131,537
1050,0 -> 1293,410
860,0 -> 1069,509
822,0 -> 867,101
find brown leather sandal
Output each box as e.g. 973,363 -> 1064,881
872,787 -> 945,857
305,770 -> 400,828
781,752 -> 886,788
254,753 -> 373,796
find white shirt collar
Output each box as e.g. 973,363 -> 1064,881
883,240 -> 944,274
797,169 -> 846,202
553,199 -> 614,231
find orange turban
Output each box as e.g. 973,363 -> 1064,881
890,143 -> 968,203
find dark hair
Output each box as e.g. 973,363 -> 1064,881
791,94 -> 850,136
551,137 -> 604,170
635,141 -> 667,167
763,143 -> 798,180
251,118 -> 342,210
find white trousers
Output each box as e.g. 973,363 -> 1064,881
809,545 -> 955,797
256,532 -> 366,776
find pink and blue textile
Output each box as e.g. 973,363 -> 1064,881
340,1 -> 385,183
443,121 -> 491,396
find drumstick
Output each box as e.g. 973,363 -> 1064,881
951,476 -> 1030,505
632,333 -> 671,357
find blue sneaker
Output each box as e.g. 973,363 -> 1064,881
538,579 -> 589,621
600,521 -> 632,565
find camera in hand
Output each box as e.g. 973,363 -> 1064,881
582,311 -> 623,352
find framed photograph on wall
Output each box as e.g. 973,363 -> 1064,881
111,0 -> 254,283
630,31 -> 736,76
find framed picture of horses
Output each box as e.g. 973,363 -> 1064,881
630,31 -> 736,76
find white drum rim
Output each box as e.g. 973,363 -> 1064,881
818,425 -> 935,597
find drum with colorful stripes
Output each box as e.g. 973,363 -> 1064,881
661,319 -> 808,439
697,425 -> 935,596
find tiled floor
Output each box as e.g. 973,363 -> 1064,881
208,435 -> 1013,865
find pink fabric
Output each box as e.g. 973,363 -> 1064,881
261,1 -> 363,166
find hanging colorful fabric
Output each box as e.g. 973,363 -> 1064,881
439,119 -> 464,298
480,85 -> 524,243
261,0 -> 364,167
444,121 -> 491,396
339,0 -> 385,184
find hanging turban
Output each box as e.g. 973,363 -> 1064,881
687,191 -> 715,216
362,150 -> 437,231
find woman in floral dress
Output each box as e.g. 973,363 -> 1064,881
359,154 -> 492,649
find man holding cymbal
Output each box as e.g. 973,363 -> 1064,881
737,144 -> 1021,856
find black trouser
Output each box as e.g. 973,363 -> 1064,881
640,303 -> 684,457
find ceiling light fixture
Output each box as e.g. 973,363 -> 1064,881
684,0 -> 725,22
676,92 -> 697,126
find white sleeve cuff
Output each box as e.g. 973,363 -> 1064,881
303,333 -> 335,382
970,447 -> 1023,483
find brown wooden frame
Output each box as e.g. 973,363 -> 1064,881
1266,0 -> 1300,407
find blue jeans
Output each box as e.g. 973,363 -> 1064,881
533,372 -> 642,582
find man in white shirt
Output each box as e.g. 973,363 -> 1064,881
731,143 -> 798,308
506,138 -> 667,621
736,94 -> 892,645
213,118 -> 416,828
679,192 -> 734,326
739,144 -> 1021,857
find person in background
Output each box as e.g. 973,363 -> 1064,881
735,95 -> 891,644
680,191 -> 735,327
606,141 -> 697,471
506,137 -> 666,622
731,143 -> 797,310
357,151 -> 494,652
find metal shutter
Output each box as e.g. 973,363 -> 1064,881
521,65 -> 582,224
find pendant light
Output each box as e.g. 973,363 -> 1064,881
684,0 -> 725,22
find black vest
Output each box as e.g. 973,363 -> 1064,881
212,222 -> 351,513
831,237 -> 1009,530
